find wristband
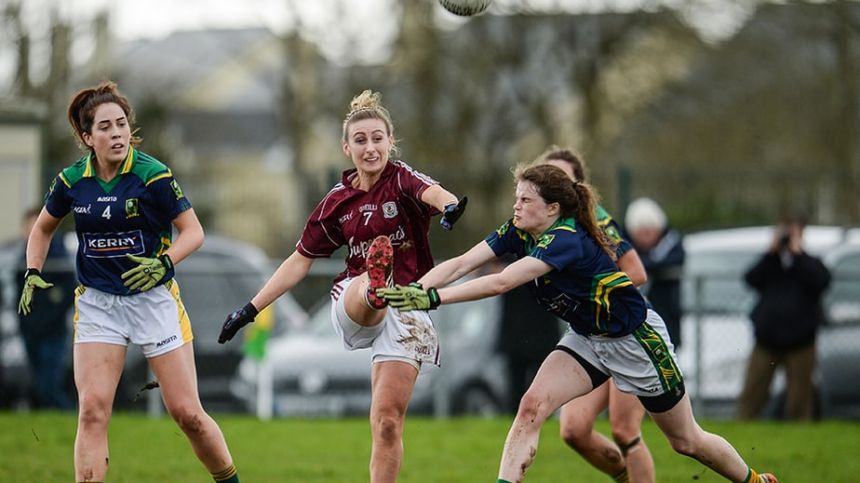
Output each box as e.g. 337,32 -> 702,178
427,287 -> 442,309
23,268 -> 41,280
244,302 -> 259,317
159,254 -> 174,271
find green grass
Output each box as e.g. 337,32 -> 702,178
2,412 -> 858,482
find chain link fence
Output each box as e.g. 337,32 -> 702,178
681,253 -> 860,420
3,235 -> 859,420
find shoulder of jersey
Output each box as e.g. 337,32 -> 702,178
130,150 -> 173,185
594,204 -> 612,223
57,155 -> 90,187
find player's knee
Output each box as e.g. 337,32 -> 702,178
611,427 -> 640,447
77,394 -> 112,430
516,392 -> 547,427
171,405 -> 206,436
559,421 -> 591,448
613,433 -> 643,457
371,406 -> 405,445
78,405 -> 111,431
666,435 -> 698,458
372,413 -> 403,446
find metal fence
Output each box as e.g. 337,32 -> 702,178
682,271 -> 860,420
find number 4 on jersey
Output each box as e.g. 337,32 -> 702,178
102,206 -> 111,219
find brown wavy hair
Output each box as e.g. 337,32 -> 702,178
67,81 -> 140,152
515,163 -> 616,260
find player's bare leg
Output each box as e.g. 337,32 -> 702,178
559,382 -> 628,478
609,382 -> 655,483
369,360 -> 418,483
74,343 -> 126,482
499,350 -> 594,482
150,343 -> 235,476
344,235 -> 393,327
649,392 -> 770,482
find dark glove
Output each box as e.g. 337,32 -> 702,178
18,268 -> 54,315
376,283 -> 441,311
121,254 -> 173,292
219,302 -> 259,344
440,196 -> 468,230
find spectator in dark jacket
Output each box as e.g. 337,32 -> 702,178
736,212 -> 831,420
16,207 -> 76,409
625,197 -> 685,347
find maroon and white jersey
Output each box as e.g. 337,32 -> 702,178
297,160 -> 441,285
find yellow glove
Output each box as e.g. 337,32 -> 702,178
376,283 -> 441,311
121,254 -> 173,292
18,268 -> 54,316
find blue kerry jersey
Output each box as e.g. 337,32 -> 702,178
484,217 -> 647,337
44,147 -> 191,295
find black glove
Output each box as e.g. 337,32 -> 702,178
440,196 -> 468,230
218,302 -> 259,344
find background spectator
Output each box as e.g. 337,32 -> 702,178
624,197 -> 685,347
16,207 -> 76,410
736,211 -> 831,420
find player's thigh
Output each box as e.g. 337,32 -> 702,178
371,360 -> 419,416
559,380 -> 609,434
74,342 -> 127,406
608,381 -> 646,434
148,343 -> 203,411
525,350 -> 595,419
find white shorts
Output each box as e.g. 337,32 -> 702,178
331,277 -> 440,371
557,309 -> 683,397
73,280 -> 193,358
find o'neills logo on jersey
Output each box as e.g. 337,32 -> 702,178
81,230 -> 145,259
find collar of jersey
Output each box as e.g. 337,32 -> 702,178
341,159 -> 396,190
82,146 -> 136,178
524,217 -> 577,252
82,146 -> 136,192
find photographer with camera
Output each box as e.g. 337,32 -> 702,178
736,211 -> 831,420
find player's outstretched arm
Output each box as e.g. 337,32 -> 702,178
219,251 -> 314,344
381,254 -> 553,311
420,240 -> 496,289
435,255 -> 552,305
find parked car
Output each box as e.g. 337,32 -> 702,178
817,239 -> 860,418
679,225 -> 860,419
231,291 -> 517,417
0,234 -> 306,412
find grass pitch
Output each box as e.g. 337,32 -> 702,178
2,412 -> 857,482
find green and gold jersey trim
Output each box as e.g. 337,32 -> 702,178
58,147 -> 173,190
591,271 -> 634,331
633,322 -> 683,392
524,217 -> 578,253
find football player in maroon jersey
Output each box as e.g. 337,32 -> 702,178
219,89 -> 466,483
